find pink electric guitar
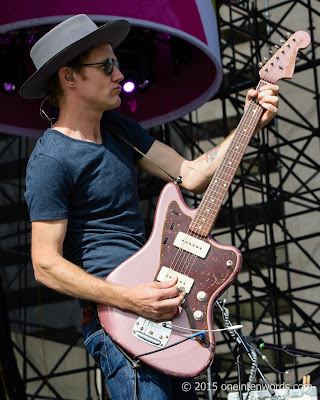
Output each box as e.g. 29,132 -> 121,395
98,31 -> 310,378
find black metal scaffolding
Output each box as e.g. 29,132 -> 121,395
0,1 -> 319,399
185,1 -> 320,397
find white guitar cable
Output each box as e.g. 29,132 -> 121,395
162,323 -> 243,333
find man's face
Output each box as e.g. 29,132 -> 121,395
75,42 -> 124,111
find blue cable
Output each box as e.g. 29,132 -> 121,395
133,331 -> 207,361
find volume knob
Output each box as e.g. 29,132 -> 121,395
197,291 -> 207,302
193,310 -> 204,321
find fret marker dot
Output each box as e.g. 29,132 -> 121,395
223,184 -> 226,187
214,180 -> 217,183
244,129 -> 247,132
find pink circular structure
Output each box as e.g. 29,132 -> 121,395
0,0 -> 222,137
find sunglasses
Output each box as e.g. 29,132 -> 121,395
80,58 -> 120,75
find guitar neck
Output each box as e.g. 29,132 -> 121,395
189,80 -> 267,237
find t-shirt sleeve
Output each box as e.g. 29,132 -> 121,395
127,118 -> 155,161
104,111 -> 155,161
25,155 -> 70,222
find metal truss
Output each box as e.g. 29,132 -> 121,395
0,0 -> 319,399
162,0 -> 320,398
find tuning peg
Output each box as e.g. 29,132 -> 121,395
258,62 -> 263,68
264,57 -> 269,61
285,32 -> 291,38
269,50 -> 274,55
280,39 -> 285,43
275,45 -> 280,49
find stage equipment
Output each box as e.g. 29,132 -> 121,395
0,0 -> 222,137
228,385 -> 318,400
217,300 -> 275,399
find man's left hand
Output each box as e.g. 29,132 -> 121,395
245,84 -> 279,134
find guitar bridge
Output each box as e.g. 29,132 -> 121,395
132,317 -> 172,348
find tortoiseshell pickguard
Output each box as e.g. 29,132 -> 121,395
154,201 -> 241,346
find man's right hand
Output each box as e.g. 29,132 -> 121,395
126,277 -> 185,320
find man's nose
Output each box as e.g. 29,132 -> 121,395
112,66 -> 124,82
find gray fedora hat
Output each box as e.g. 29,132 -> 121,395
20,14 -> 130,99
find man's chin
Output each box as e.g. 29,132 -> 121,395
105,97 -> 121,111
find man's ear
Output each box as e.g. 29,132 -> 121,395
59,66 -> 76,86
65,72 -> 75,82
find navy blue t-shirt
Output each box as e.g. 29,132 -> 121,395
25,111 -> 155,278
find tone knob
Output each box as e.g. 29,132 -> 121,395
193,310 -> 204,321
197,291 -> 207,302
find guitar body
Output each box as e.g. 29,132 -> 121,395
98,182 -> 242,378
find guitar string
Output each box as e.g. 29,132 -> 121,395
180,96 -> 265,279
181,108 -> 259,278
141,84 -> 270,333
142,42 -> 288,338
141,99 -> 264,333
156,99 -> 263,294
147,49 -> 281,310
163,37 -> 286,279
180,45 -> 283,269
166,109 -> 256,276
156,81 -> 273,330
144,91 -> 278,336
162,88 -> 266,282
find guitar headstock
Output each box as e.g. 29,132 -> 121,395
259,31 -> 311,83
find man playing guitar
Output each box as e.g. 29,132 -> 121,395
21,14 -> 279,399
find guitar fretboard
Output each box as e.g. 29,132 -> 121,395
189,80 -> 267,237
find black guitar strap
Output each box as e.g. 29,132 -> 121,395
109,127 -> 183,186
39,98 -> 182,186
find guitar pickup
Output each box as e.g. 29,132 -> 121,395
157,266 -> 194,293
173,232 -> 210,259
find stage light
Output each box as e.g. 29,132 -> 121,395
0,2 -> 222,134
3,82 -> 16,94
0,47 -> 24,95
123,81 -> 135,93
116,27 -> 157,95
139,80 -> 150,90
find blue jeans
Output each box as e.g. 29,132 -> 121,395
82,312 -> 199,400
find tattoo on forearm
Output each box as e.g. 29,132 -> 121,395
205,145 -> 220,163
